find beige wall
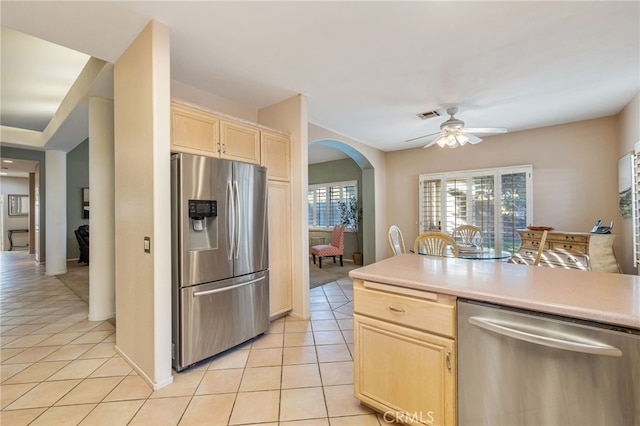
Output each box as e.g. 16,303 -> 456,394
114,20 -> 173,389
386,116 -> 627,271
171,80 -> 258,123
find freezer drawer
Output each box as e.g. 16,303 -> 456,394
173,271 -> 269,371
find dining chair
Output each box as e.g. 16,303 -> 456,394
413,231 -> 459,257
388,225 -> 406,256
310,224 -> 345,268
453,224 -> 483,247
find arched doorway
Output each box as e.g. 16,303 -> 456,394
308,139 -> 376,270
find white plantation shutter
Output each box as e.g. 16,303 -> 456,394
500,169 -> 530,253
634,145 -> 640,267
419,165 -> 532,252
328,185 -> 342,225
308,180 -> 358,229
471,174 -> 496,247
445,177 -> 468,231
419,177 -> 442,231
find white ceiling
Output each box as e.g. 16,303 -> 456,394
1,1 -> 639,171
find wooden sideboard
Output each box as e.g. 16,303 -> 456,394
511,229 -> 620,273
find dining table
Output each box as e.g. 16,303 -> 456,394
413,245 -> 512,260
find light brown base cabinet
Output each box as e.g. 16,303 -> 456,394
353,279 -> 456,426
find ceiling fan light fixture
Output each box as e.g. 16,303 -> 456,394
434,132 -> 469,148
455,133 -> 469,146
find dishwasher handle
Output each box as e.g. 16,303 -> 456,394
469,316 -> 623,357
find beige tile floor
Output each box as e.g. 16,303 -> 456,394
1,252 -> 390,425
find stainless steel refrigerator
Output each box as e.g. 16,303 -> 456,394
171,152 -> 269,372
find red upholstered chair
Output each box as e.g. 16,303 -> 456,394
311,224 -> 345,268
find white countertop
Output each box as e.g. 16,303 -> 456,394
349,254 -> 640,330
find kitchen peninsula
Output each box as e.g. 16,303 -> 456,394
349,254 -> 640,425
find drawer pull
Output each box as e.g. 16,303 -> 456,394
388,306 -> 405,314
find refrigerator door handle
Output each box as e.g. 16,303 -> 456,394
469,316 -> 623,357
193,276 -> 266,297
234,179 -> 241,259
226,180 -> 235,260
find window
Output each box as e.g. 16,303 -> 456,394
633,144 -> 640,267
419,165 -> 532,252
308,180 -> 357,229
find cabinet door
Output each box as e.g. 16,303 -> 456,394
261,131 -> 291,181
220,119 -> 261,164
268,180 -> 292,317
171,103 -> 220,154
354,314 -> 456,426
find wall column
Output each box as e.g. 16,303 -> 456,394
88,97 -> 115,321
114,20 -> 173,390
45,150 -> 66,275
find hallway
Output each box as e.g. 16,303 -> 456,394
0,251 -> 388,425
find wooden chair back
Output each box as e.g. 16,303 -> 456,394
413,231 -> 459,257
388,225 -> 406,256
453,225 -> 483,247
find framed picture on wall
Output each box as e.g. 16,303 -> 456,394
8,194 -> 29,216
82,187 -> 90,219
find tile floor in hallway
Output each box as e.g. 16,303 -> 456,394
1,252 -> 391,425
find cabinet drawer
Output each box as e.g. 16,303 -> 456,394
521,231 -> 540,240
354,282 -> 455,338
546,233 -> 589,244
549,241 -> 588,254
539,250 -> 590,271
519,239 -> 549,250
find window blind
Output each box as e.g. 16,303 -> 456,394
471,175 -> 495,248
419,165 -> 532,252
500,171 -> 528,253
634,147 -> 640,267
308,180 -> 358,229
420,178 -> 442,231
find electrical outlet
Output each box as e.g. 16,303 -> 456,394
144,237 -> 151,253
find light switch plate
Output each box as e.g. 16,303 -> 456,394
144,237 -> 151,253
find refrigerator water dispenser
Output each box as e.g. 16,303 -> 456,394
188,199 -> 217,250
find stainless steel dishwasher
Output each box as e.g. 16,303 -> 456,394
458,299 -> 640,426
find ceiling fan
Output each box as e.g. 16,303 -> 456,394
406,107 -> 507,148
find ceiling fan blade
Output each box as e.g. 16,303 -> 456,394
422,139 -> 439,148
405,131 -> 442,143
467,134 -> 483,144
463,127 -> 507,134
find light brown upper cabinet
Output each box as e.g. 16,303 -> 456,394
171,100 -> 260,164
219,119 -> 261,165
261,130 -> 291,181
171,102 -> 220,155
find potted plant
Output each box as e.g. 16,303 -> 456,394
339,196 -> 363,265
